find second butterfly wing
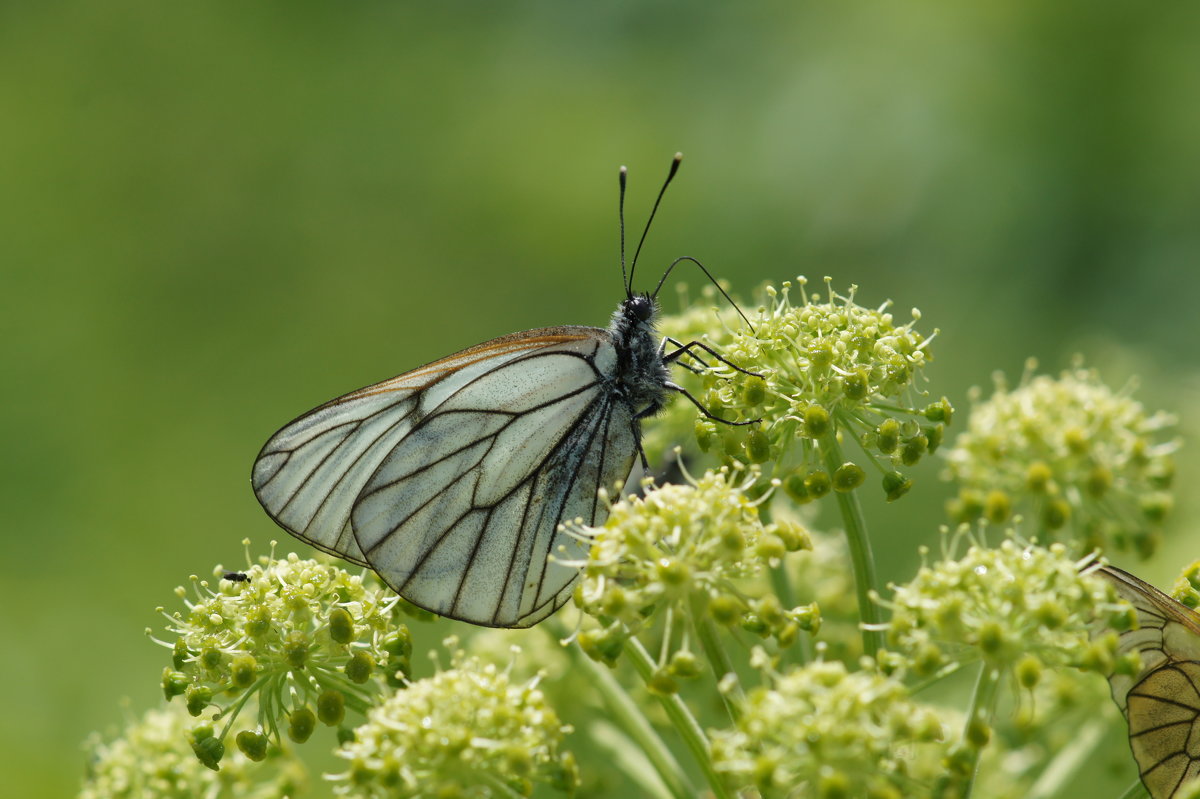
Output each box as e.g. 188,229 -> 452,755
1099,565 -> 1200,799
253,326 -> 638,628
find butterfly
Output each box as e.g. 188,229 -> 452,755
1097,564 -> 1200,799
251,154 -> 755,628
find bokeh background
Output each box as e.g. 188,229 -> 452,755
4,2 -> 1198,795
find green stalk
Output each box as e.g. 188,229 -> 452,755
1115,779 -> 1151,799
478,772 -> 533,799
689,593 -> 744,720
959,662 -> 1002,799
624,636 -> 733,799
759,503 -> 809,664
564,639 -> 695,799
818,432 -> 885,657
1025,718 -> 1107,799
216,675 -> 271,741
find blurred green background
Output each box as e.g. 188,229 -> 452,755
4,1 -> 1198,795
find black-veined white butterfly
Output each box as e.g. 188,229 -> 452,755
251,154 -> 755,628
1098,565 -> 1200,798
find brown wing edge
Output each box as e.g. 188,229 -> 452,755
1100,565 -> 1200,638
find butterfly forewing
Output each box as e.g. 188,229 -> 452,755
1099,566 -> 1200,798
253,326 -> 638,628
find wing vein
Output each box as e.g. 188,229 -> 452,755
274,404 -> 418,518
529,398 -> 610,611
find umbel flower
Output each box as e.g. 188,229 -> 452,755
652,276 -> 948,504
710,654 -> 947,799
330,641 -> 577,798
149,542 -> 412,769
569,467 -> 816,669
80,702 -> 307,799
882,533 -> 1133,677
943,359 -> 1176,557
1173,559 -> 1200,609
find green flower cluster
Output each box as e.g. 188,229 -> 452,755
1172,559 -> 1200,609
330,643 -> 577,798
81,703 -> 307,799
944,360 -> 1176,557
884,536 -> 1130,676
151,542 -> 412,768
710,657 -> 947,799
654,277 -> 948,503
571,468 -> 816,668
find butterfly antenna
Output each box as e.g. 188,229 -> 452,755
627,152 -> 683,295
619,165 -> 630,299
653,255 -> 756,333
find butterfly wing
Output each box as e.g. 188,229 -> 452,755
252,326 -> 637,627
350,330 -> 637,628
1098,566 -> 1200,798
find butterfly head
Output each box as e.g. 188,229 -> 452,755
609,293 -> 662,367
623,293 -> 657,325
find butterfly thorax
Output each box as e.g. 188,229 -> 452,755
608,295 -> 671,415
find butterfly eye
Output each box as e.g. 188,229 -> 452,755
626,296 -> 654,323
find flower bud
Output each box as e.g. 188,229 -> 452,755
876,419 -> 901,454
345,650 -> 375,684
236,729 -> 269,762
328,607 -> 355,644
882,471 -> 911,502
230,654 -> 257,688
832,462 -> 865,492
288,707 -> 316,743
805,470 -> 831,498
318,689 -> 346,727
804,405 -> 831,438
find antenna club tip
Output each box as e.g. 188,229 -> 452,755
666,153 -> 683,179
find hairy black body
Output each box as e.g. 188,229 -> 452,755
609,294 -> 671,420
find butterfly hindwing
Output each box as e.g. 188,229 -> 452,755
352,331 -> 637,627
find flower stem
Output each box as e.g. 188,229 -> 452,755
478,771 -> 533,799
624,636 -> 732,799
561,636 -> 695,799
1025,717 -> 1107,799
959,662 -> 1002,799
759,504 -> 809,664
689,593 -> 744,720
1115,779 -> 1151,799
818,432 -> 885,657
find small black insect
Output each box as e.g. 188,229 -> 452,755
222,571 -> 251,583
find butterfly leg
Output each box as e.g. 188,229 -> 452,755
663,338 -> 762,378
664,382 -> 759,427
665,357 -> 706,376
660,336 -> 712,371
628,417 -> 651,472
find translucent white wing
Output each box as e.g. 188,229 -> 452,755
1099,566 -> 1200,799
252,326 -> 637,627
351,334 -> 637,628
